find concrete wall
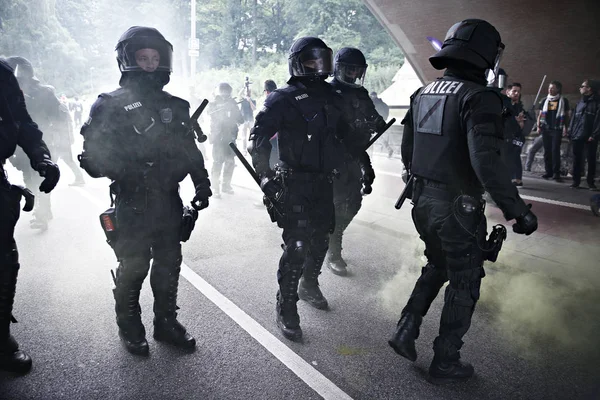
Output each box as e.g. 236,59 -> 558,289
363,0 -> 600,97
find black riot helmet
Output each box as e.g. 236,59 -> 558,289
216,82 -> 233,97
5,56 -> 35,80
288,37 -> 333,79
334,47 -> 368,88
115,26 -> 173,73
429,19 -> 504,79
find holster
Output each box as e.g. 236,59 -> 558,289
483,224 -> 507,262
180,205 -> 199,242
99,208 -> 118,249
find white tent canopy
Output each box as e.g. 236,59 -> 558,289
379,62 -> 423,107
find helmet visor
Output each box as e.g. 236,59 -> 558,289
335,63 -> 367,88
118,37 -> 173,73
292,47 -> 333,76
485,44 -> 505,86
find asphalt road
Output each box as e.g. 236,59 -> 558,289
1,153 -> 599,400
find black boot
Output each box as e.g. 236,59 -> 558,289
325,218 -> 349,276
276,267 -> 302,341
298,254 -> 328,310
388,312 -> 422,362
151,266 -> 195,350
114,287 -> 149,356
428,357 -> 474,384
0,262 -> 32,374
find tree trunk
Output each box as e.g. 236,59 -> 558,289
251,0 -> 257,65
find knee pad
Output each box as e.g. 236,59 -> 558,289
283,240 -> 308,264
117,254 -> 151,283
447,267 -> 485,305
152,246 -> 182,268
0,244 -> 19,265
420,263 -> 448,286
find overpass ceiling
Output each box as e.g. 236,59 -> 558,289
363,0 -> 600,96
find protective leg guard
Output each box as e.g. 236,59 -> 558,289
0,261 -> 32,374
298,237 -> 329,310
388,312 -> 422,362
113,259 -> 150,356
325,217 -> 351,276
432,266 -> 484,367
276,259 -> 303,341
403,263 -> 448,317
151,254 -> 195,350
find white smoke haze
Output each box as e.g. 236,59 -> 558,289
376,220 -> 600,360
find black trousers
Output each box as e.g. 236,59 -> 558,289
329,159 -> 363,257
572,139 -> 598,185
277,177 -> 334,295
403,183 -> 486,361
0,179 -> 23,343
507,142 -> 524,180
211,142 -> 235,189
112,187 -> 184,319
542,129 -> 563,176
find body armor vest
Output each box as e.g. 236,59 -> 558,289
330,81 -> 375,151
274,84 -> 345,173
411,77 -> 494,189
97,87 -> 192,188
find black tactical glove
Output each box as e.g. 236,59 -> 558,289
191,185 -> 212,211
512,204 -> 538,235
260,175 -> 283,199
36,160 -> 60,193
359,153 -> 375,195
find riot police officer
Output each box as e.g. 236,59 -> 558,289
249,37 -> 370,341
79,26 -> 212,355
388,19 -> 538,383
5,56 -> 85,230
207,82 -> 244,198
0,59 -> 60,373
326,47 -> 383,276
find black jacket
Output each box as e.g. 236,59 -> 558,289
249,77 -> 356,176
80,86 -> 210,193
401,69 -> 528,220
0,60 -> 51,169
569,94 -> 600,141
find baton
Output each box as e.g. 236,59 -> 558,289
228,142 -> 285,218
191,99 -> 209,143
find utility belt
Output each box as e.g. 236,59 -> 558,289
275,167 -> 337,184
414,177 -> 505,262
417,178 -> 483,202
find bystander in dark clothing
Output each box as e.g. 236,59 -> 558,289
502,83 -> 530,186
537,80 -> 570,181
569,80 -> 600,190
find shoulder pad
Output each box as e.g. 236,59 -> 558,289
263,90 -> 288,108
0,60 -> 14,74
164,93 -> 190,109
101,87 -> 127,99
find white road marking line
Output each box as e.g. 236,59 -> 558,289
181,265 -> 353,400
518,195 -> 589,210
74,187 -> 354,400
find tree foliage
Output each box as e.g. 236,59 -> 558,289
0,0 -> 403,96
